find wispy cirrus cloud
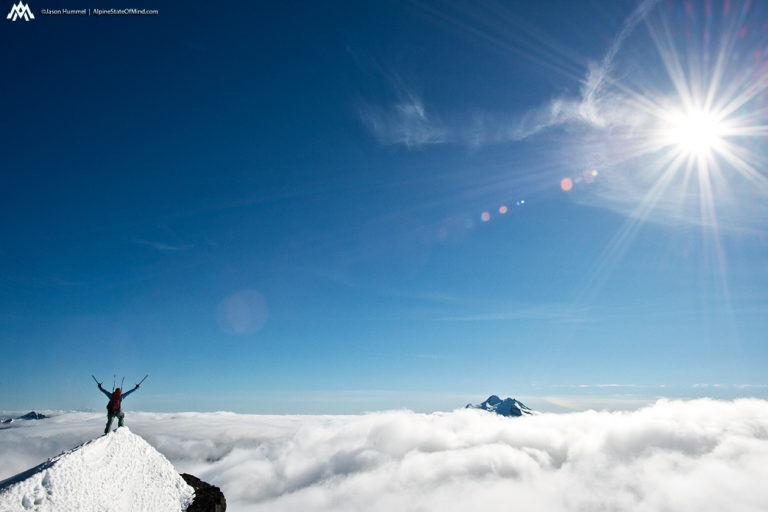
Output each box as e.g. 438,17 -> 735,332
357,89 -> 447,148
358,0 -> 658,149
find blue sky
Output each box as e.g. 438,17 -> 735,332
1,0 -> 767,413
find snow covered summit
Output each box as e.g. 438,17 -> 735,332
0,427 -> 194,512
466,395 -> 534,416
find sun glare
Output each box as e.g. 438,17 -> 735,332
665,108 -> 725,158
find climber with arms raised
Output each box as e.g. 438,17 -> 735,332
96,379 -> 140,434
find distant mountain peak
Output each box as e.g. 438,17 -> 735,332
18,411 -> 47,420
0,411 -> 47,426
466,395 -> 534,417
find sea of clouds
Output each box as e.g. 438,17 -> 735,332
2,399 -> 768,511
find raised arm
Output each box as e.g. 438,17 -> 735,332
121,385 -> 139,400
97,384 -> 112,399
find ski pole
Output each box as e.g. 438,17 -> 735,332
91,375 -> 101,385
137,374 -> 149,386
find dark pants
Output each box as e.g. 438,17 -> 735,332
105,410 -> 125,434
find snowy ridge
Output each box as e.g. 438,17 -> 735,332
0,427 -> 194,512
466,395 -> 534,416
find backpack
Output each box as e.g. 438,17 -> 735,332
107,389 -> 122,414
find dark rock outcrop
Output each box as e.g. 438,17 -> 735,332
181,473 -> 226,512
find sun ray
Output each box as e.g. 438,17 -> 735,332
568,0 -> 768,321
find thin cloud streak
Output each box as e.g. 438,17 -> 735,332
359,0 -> 659,148
133,239 -> 193,253
441,303 -> 591,323
357,83 -> 447,148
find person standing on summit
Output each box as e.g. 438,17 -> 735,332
96,380 -> 140,434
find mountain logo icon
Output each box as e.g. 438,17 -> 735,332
6,2 -> 34,21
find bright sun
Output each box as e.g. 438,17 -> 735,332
665,108 -> 725,158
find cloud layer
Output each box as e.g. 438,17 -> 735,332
2,399 -> 768,511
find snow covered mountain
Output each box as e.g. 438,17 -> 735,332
0,427 -> 194,511
0,411 -> 48,425
466,395 -> 534,416
17,411 -> 47,420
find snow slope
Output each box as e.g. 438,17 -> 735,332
0,427 -> 194,512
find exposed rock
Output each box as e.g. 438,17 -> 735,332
181,473 -> 227,512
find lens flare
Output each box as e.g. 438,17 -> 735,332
561,178 -> 573,191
